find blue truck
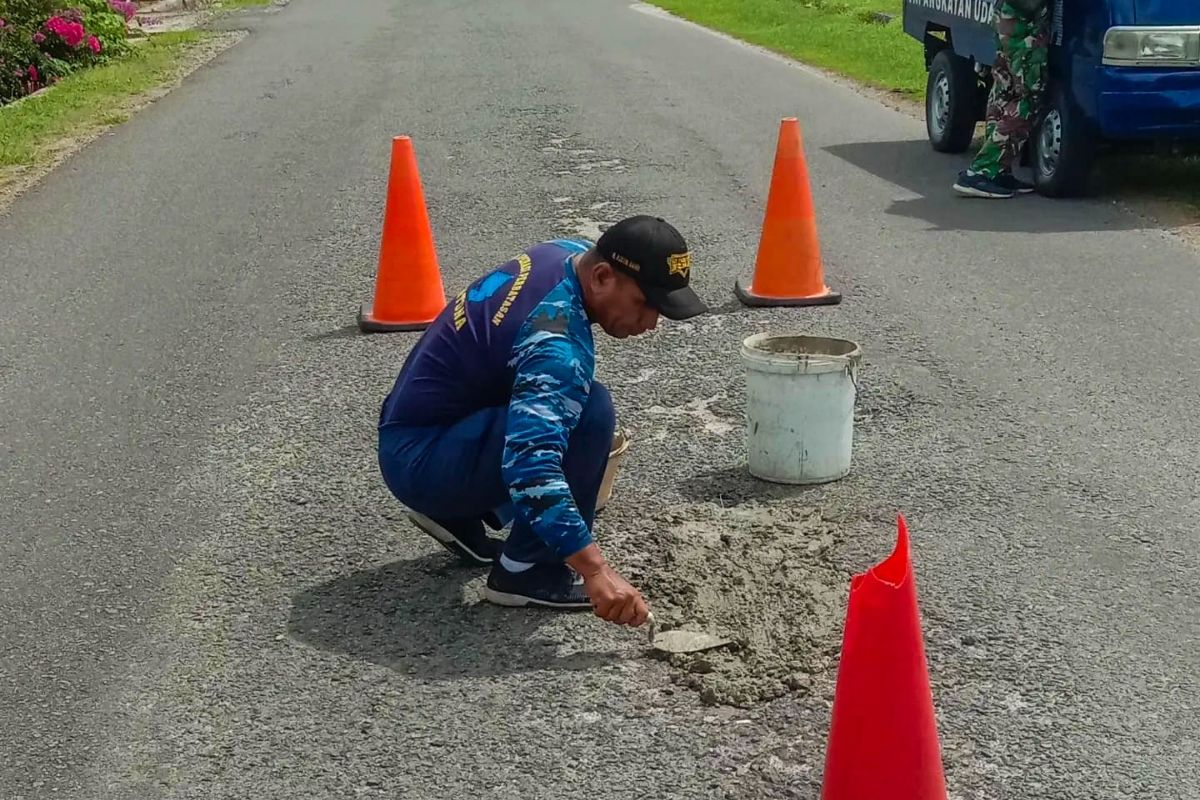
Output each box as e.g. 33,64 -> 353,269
903,0 -> 1200,196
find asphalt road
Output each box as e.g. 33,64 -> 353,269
1,0 -> 1198,798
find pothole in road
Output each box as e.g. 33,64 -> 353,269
615,501 -> 851,707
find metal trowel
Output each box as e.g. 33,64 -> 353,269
645,612 -> 733,655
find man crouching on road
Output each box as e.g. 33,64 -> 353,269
376,215 -> 707,627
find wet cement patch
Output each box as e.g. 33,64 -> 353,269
620,501 -> 852,707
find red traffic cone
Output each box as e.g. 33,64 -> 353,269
358,135 -> 448,333
735,117 -> 840,307
820,514 -> 948,800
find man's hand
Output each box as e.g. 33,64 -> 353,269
582,566 -> 649,626
567,544 -> 650,627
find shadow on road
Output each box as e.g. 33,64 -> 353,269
823,139 -> 1146,233
288,553 -> 618,679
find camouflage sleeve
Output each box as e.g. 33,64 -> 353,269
502,304 -> 594,560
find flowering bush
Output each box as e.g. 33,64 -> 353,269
41,10 -> 91,56
107,0 -> 134,21
0,0 -> 132,104
0,17 -> 46,102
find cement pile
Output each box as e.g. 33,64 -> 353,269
616,501 -> 852,707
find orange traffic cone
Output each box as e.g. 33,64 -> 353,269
358,136 -> 448,333
735,118 -> 841,307
820,514 -> 947,800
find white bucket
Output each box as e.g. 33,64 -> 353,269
740,333 -> 862,485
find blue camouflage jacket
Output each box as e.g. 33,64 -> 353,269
379,238 -> 597,558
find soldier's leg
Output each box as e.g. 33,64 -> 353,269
1000,4 -> 1051,173
967,4 -> 1021,180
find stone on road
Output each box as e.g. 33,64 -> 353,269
0,0 -> 1197,798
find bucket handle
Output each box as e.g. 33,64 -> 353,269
826,354 -> 861,391
794,357 -> 862,389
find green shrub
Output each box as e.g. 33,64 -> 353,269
82,3 -> 130,57
0,0 -> 57,25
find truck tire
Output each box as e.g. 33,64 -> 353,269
1032,85 -> 1096,198
926,49 -> 980,153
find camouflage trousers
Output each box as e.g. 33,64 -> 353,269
967,1 -> 1051,178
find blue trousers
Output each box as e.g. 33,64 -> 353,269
378,382 -> 615,564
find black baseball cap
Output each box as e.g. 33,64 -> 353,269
595,215 -> 708,321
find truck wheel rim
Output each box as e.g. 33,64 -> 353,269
1038,110 -> 1062,177
930,73 -> 951,137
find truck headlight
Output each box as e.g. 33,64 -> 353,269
1103,27 -> 1200,66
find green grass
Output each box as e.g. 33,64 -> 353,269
652,0 -> 926,96
0,30 -> 206,172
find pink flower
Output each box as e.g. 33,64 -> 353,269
108,0 -> 137,21
28,64 -> 39,82
65,22 -> 85,48
46,16 -> 85,48
88,35 -> 101,54
33,32 -> 45,44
